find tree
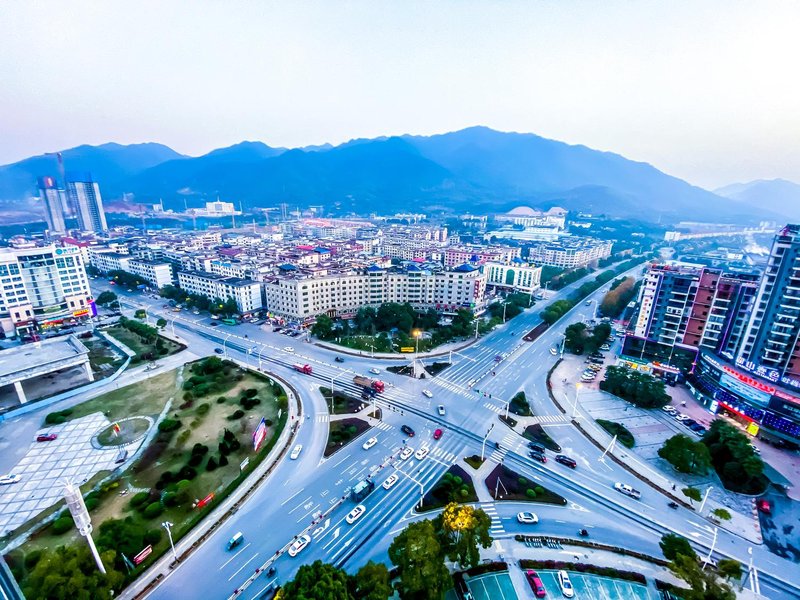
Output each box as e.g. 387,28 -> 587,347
22,544 -> 125,600
280,560 -> 352,599
95,291 -> 118,306
156,317 -> 167,328
682,487 -> 702,503
660,533 -> 696,562
388,519 -> 451,600
312,314 -> 335,340
599,365 -> 670,408
435,503 -> 493,569
702,420 -> 766,493
711,508 -> 732,522
97,517 -> 148,568
509,391 -> 532,416
564,322 -> 589,354
354,307 -> 378,334
717,558 -> 742,582
658,434 -> 712,474
349,561 -> 392,600
669,553 -> 736,600
134,309 -> 147,319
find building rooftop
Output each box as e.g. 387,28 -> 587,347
0,336 -> 89,385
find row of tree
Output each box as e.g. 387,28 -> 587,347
599,365 -> 671,408
160,284 -> 239,317
563,322 -> 612,355
659,533 -> 740,599
599,276 -> 638,318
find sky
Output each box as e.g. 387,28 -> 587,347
0,1 -> 798,189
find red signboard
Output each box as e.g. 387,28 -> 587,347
197,492 -> 215,509
722,366 -> 776,395
133,545 -> 152,565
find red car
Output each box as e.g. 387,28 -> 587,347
36,433 -> 57,442
526,569 -> 547,598
756,499 -> 771,515
433,429 -> 443,440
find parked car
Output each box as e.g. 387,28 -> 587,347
690,424 -> 707,435
683,418 -> 697,428
525,570 -> 547,598
0,474 -> 21,485
36,433 -> 57,442
401,425 -> 415,437
555,455 -> 577,469
599,344 -> 611,351
558,570 -> 575,598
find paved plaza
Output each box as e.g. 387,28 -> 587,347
0,412 -> 145,536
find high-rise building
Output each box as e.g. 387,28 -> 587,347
66,172 -> 108,232
737,224 -> 800,383
38,176 -> 67,234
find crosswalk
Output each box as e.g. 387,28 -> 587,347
374,421 -> 393,432
431,377 -> 473,398
315,413 -> 330,422
488,430 -> 518,462
480,502 -> 505,535
482,402 -> 505,414
429,445 -> 457,463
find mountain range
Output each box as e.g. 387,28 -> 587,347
0,127 -> 791,224
715,179 -> 800,221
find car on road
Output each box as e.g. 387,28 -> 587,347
414,447 -> 430,460
401,425 -> 415,437
369,368 -> 380,375
517,511 -> 538,524
600,344 -> 611,351
433,428 -> 443,440
284,346 -> 295,353
756,498 -> 771,514
362,437 -> 378,450
290,444 -> 303,460
437,405 -> 445,416
529,451 -> 547,463
422,389 -> 433,398
614,482 -> 642,499
528,442 -> 546,454
383,474 -> 399,490
36,433 -> 58,442
400,447 -> 414,460
555,455 -> 577,469
346,504 -> 366,524
525,570 -> 547,598
227,532 -> 244,550
0,474 -> 21,485
558,570 -> 574,598
549,347 -> 558,355
334,356 -> 344,362
210,322 -> 219,326
287,534 -> 311,557
214,348 -> 224,354
192,310 -> 200,315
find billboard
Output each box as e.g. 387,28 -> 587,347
252,417 -> 267,452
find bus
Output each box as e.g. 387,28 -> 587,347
221,318 -> 237,326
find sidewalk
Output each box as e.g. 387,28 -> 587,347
549,356 -> 763,545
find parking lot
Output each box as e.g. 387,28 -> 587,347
536,570 -> 656,599
466,572 -> 518,600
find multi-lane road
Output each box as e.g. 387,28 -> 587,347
97,268 -> 800,600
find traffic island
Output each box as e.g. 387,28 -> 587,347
522,424 -> 561,452
323,417 -> 370,457
418,465 -> 478,511
484,464 -> 567,505
464,454 -> 485,470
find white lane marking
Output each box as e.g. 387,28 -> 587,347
227,552 -> 259,581
218,542 -> 251,570
280,488 -> 304,506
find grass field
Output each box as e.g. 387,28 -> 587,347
105,324 -> 182,361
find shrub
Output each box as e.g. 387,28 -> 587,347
191,443 -> 209,456
187,453 -> 204,467
534,486 -> 544,495
143,502 -> 164,519
219,454 -> 229,467
216,396 -> 226,404
130,491 -> 149,508
85,497 -> 101,511
265,419 -> 273,427
144,529 -> 163,545
223,429 -> 236,442
219,441 -> 231,456
163,492 -> 178,507
24,550 -> 43,569
244,388 -> 258,398
44,412 -> 68,425
176,429 -> 191,446
51,516 -> 74,535
158,418 -> 182,433
518,477 -> 528,486
176,479 -> 192,490
177,465 -> 197,480
525,488 -> 537,499
229,439 -> 241,452
206,457 -> 218,471
183,391 -> 194,401
196,403 -> 211,416
227,410 -> 245,420
159,470 -> 174,483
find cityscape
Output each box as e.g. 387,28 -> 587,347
1,3 -> 800,600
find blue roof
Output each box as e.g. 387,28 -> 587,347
314,247 -> 330,253
279,263 -> 298,271
454,263 -> 478,273
366,265 -> 385,272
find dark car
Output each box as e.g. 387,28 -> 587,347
334,356 -> 344,363
525,570 -> 547,598
683,418 -> 697,428
210,321 -> 219,326
555,454 -> 577,468
529,451 -> 547,463
401,425 -> 415,437
691,424 -> 707,435
214,348 -> 224,354
36,433 -> 58,442
528,442 -> 546,454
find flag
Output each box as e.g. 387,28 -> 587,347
252,418 -> 267,452
113,423 -> 121,434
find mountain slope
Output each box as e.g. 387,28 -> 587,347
0,142 -> 185,201
716,179 -> 800,220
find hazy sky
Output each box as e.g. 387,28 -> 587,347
1,1 -> 798,188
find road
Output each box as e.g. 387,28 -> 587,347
91,268 -> 799,600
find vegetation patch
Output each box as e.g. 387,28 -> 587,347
96,417 -> 151,446
600,365 -> 670,408
564,322 -> 612,355
702,420 -> 768,494
522,424 -> 561,452
596,419 -> 635,448
105,317 -> 182,364
319,387 -> 369,414
419,465 -> 478,511
508,391 -> 533,416
464,455 -> 485,470
485,463 -> 566,505
518,559 -> 646,585
324,418 -> 371,457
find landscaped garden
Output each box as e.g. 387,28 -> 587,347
324,418 -> 371,457
485,464 -> 566,505
522,424 -> 561,452
420,465 -> 478,511
7,356 -> 289,598
105,316 -> 183,364
596,419 -> 635,448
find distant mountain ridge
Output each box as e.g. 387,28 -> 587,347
0,127 -> 780,224
715,178 -> 800,221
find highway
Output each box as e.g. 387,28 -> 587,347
96,267 -> 800,600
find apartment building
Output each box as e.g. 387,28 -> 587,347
65,172 -> 108,233
263,263 -> 486,321
484,261 -> 542,294
444,245 -> 521,267
177,271 -> 262,314
38,176 -> 67,234
527,238 -> 613,269
0,245 -> 94,337
88,250 -> 173,288
495,206 -> 567,230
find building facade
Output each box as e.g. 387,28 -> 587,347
177,271 -> 262,314
88,250 -> 174,289
527,238 -> 613,269
38,176 -> 67,234
66,172 -> 108,232
484,261 -> 542,294
0,245 -> 94,338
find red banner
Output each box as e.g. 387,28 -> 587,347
133,545 -> 152,565
197,492 -> 215,509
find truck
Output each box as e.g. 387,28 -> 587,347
353,376 -> 385,394
350,478 -> 375,502
293,364 -> 313,375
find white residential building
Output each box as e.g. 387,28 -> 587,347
177,271 -> 262,314
527,238 -> 613,269
484,261 -> 542,294
88,250 -> 174,288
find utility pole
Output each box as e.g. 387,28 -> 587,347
162,521 -> 178,563
703,527 -> 718,570
699,486 -> 713,514
480,423 -> 495,461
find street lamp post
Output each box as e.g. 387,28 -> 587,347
162,521 -> 178,563
222,333 -> 232,358
699,486 -> 713,513
480,423 -> 495,462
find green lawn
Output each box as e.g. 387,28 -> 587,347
105,324 -> 182,361
597,419 -> 635,448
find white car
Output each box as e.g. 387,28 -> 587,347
346,504 -> 366,524
600,344 -> 611,351
290,444 -> 303,460
517,511 -> 539,524
400,447 -> 414,460
549,347 -> 558,355
0,474 -> 21,485
369,368 -> 381,375
437,405 -> 446,416
422,389 -> 433,398
414,447 -> 429,460
287,534 -> 311,557
558,570 -> 574,598
662,405 -> 676,413
614,482 -> 641,499
382,473 -> 399,490
362,437 -> 378,450
283,346 -> 295,353
675,413 -> 690,421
